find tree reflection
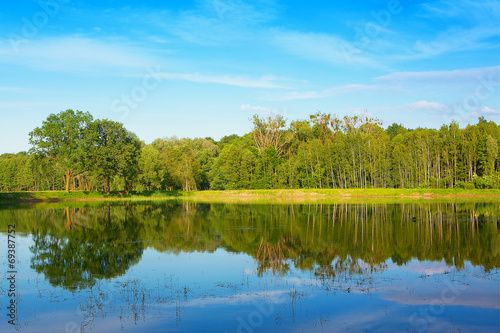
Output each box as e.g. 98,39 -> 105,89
30,205 -> 144,291
7,200 -> 497,291
256,237 -> 293,276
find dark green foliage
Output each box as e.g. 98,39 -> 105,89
217,134 -> 239,149
29,109 -> 94,192
86,119 -> 142,194
386,123 -> 407,139
25,110 -> 142,193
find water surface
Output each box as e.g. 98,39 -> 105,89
1,201 -> 499,332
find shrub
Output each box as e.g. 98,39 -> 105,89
473,174 -> 494,189
455,181 -> 475,190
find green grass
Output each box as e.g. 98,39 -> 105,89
1,188 -> 499,205
0,190 -> 187,202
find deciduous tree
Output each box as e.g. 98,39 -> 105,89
29,109 -> 93,193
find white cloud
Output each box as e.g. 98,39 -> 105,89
240,104 -> 272,112
402,1 -> 500,59
375,68 -> 500,123
419,0 -> 500,19
324,83 -> 390,95
159,289 -> 288,308
0,87 -> 44,93
408,26 -> 500,59
376,66 -> 500,84
467,107 -> 500,122
405,100 -> 450,115
480,106 -> 499,114
261,90 -> 322,101
0,101 -> 60,110
374,100 -> 460,119
399,260 -> 451,276
156,72 -> 291,89
370,100 -> 499,125
166,0 -> 278,45
147,35 -> 170,44
273,31 -> 382,68
240,104 -> 296,120
262,84 -> 394,101
0,37 -> 156,72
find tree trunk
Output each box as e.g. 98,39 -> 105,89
107,203 -> 111,224
124,178 -> 130,195
106,175 -> 111,194
65,207 -> 73,230
64,170 -> 71,193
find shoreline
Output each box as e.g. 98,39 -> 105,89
1,188 -> 499,204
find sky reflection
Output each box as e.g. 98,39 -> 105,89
1,235 -> 498,333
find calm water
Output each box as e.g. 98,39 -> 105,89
1,201 -> 499,332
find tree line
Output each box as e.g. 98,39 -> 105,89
0,109 -> 499,192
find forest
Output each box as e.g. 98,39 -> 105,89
0,109 -> 499,192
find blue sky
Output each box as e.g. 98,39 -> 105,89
1,0 -> 499,153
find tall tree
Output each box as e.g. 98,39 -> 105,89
29,110 -> 93,193
251,114 -> 288,156
86,119 -> 140,194
120,132 -> 142,195
138,145 -> 165,190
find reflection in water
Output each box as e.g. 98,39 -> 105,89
30,205 -> 144,291
256,237 -> 291,276
4,201 -> 500,286
0,203 -> 500,289
0,201 -> 498,332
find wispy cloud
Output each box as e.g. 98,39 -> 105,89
376,66 -> 500,84
405,100 -> 451,115
399,260 -> 451,276
383,285 -> 500,309
407,26 -> 500,59
262,83 -> 394,101
164,0 -> 278,45
156,72 -> 291,89
419,0 -> 500,19
0,87 -> 44,93
0,37 -> 157,72
240,103 -> 297,121
273,31 -> 382,68
467,106 -> 500,121
262,90 -> 322,101
240,104 -> 272,112
402,1 -> 500,59
324,84 -> 390,95
375,100 -> 454,118
374,100 -> 499,124
480,106 -> 499,114
0,101 -> 61,110
159,289 -> 288,308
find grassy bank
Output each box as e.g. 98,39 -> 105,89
1,188 -> 499,205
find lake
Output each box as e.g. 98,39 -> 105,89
1,201 -> 499,332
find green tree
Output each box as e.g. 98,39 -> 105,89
120,133 -> 142,194
251,113 -> 288,156
29,110 -> 93,193
386,123 -> 407,139
86,119 -> 141,194
138,145 -> 165,190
